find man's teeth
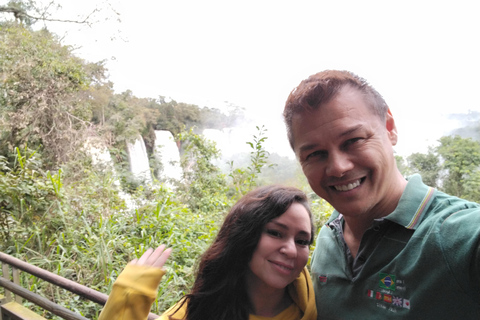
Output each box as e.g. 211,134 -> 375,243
334,179 -> 361,191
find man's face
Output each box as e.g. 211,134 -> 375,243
291,86 -> 402,219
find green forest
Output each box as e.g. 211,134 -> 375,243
1,2 -> 480,319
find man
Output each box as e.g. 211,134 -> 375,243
283,70 -> 480,319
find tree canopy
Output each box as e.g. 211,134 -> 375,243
0,22 -> 94,164
401,135 -> 480,202
0,0 -> 106,26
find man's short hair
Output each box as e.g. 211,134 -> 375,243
283,70 -> 388,149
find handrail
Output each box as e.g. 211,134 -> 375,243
0,252 -> 109,305
0,252 -> 160,320
0,276 -> 88,320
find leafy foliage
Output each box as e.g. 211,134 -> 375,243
399,135 -> 480,202
0,144 -> 222,318
176,128 -> 230,213
406,149 -> 441,188
0,0 -> 36,25
0,0 -> 115,26
153,97 -> 245,137
0,22 -> 95,165
437,135 -> 480,201
228,125 -> 276,195
0,147 -> 58,241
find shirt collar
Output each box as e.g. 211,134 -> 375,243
384,174 -> 436,230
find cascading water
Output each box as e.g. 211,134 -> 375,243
126,135 -> 153,184
88,143 -> 119,183
154,130 -> 182,183
85,139 -> 135,210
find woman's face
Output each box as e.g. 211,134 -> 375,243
246,203 -> 311,293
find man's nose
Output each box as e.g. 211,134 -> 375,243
325,151 -> 353,177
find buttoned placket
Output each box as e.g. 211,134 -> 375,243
328,215 -> 390,279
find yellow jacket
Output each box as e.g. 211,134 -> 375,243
98,265 -> 317,320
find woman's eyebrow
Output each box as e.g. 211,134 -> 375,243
269,221 -> 311,237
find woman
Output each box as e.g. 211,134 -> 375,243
98,185 -> 317,320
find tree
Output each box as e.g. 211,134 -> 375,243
437,135 -> 480,202
406,149 -> 441,187
0,0 -> 104,26
1,0 -> 37,25
395,155 -> 410,177
176,128 -> 229,213
0,22 -> 97,165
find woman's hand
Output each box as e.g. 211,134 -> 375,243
130,244 -> 172,269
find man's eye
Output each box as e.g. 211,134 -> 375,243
345,137 -> 362,146
306,150 -> 327,161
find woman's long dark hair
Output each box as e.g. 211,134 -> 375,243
171,185 -> 313,320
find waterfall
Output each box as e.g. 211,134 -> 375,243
154,130 -> 182,182
126,135 -> 153,184
85,139 -> 135,210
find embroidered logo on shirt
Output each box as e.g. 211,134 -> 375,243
367,289 -> 411,311
379,273 -> 396,290
318,275 -> 327,283
367,290 -> 383,300
383,294 -> 392,303
392,296 -> 403,306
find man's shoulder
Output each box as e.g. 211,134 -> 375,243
429,189 -> 480,215
418,190 -> 480,237
407,174 -> 480,212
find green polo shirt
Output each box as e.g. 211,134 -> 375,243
311,174 -> 480,319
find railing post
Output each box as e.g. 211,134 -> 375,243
1,263 -> 11,303
1,262 -> 10,320
12,267 -> 21,304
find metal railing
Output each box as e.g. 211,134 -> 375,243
0,252 -> 159,320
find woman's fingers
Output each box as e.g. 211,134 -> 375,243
130,245 -> 172,268
144,244 -> 166,266
136,247 -> 154,265
150,247 -> 172,268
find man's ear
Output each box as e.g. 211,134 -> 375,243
386,108 -> 398,146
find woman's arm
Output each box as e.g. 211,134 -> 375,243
98,245 -> 172,320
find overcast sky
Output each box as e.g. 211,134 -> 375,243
35,0 -> 480,158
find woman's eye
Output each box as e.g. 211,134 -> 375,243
296,239 -> 310,246
266,229 -> 281,237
